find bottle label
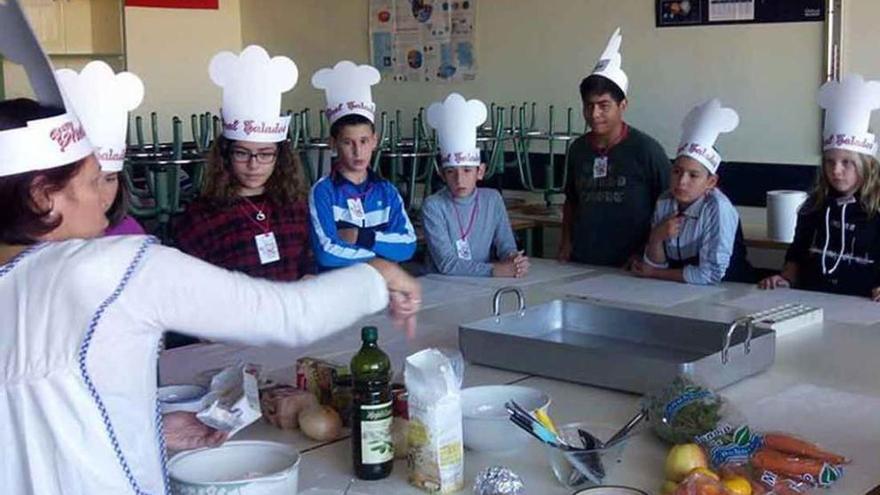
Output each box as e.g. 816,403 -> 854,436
359,401 -> 393,464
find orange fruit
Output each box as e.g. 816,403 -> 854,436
722,476 -> 753,495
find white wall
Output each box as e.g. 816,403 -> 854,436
240,0 -> 825,165
124,0 -> 242,139
842,0 -> 880,141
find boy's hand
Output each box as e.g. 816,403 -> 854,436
651,214 -> 683,243
758,274 -> 790,290
509,251 -> 530,278
629,259 -> 651,277
492,259 -> 517,278
871,287 -> 880,302
338,228 -> 359,244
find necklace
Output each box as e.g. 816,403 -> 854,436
241,196 -> 267,222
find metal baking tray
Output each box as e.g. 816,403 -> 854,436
459,290 -> 775,394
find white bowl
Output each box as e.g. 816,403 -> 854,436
460,385 -> 551,452
159,384 -> 206,414
168,440 -> 300,495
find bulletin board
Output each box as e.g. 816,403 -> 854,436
369,0 -> 477,83
656,0 -> 824,27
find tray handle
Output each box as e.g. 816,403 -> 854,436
492,287 -> 526,316
721,317 -> 754,365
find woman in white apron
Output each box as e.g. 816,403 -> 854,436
0,6 -> 420,490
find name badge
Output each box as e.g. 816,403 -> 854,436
347,198 -> 366,222
255,232 -> 281,265
455,238 -> 472,260
593,156 -> 608,178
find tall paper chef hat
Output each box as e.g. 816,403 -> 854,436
56,61 -> 144,172
676,98 -> 740,174
0,0 -> 93,177
312,60 -> 381,125
209,45 -> 299,143
426,93 -> 488,167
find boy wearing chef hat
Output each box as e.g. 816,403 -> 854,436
308,60 -> 416,270
559,28 -> 670,268
56,61 -> 146,236
631,98 -> 753,285
760,74 -> 880,299
421,93 -> 529,277
174,45 -> 313,281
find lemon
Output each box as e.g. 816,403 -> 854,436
722,476 -> 753,495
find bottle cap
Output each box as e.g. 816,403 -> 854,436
361,326 -> 378,343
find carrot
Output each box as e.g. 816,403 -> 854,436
762,433 -> 848,464
751,449 -> 825,479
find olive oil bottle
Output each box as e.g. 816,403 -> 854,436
351,326 -> 393,480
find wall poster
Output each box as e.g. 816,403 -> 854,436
370,0 -> 477,83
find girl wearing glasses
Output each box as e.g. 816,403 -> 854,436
174,47 -> 313,281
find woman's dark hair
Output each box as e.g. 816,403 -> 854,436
201,134 -> 308,205
330,114 -> 375,139
579,74 -> 626,104
0,98 -> 88,245
105,173 -> 131,228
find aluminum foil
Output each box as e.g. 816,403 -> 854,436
473,466 -> 524,495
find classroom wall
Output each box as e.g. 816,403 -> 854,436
239,0 -> 825,165
124,0 -> 242,134
842,0 -> 880,137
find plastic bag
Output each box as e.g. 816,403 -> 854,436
694,426 -> 849,494
644,375 -> 744,445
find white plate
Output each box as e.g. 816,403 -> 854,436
572,486 -> 648,495
159,384 -> 206,413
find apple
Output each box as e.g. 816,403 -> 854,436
661,480 -> 678,494
664,443 -> 709,482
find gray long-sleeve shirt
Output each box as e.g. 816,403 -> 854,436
422,187 -> 518,276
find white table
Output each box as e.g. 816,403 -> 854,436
160,258 -> 880,494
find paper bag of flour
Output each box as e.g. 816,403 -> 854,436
404,349 -> 464,493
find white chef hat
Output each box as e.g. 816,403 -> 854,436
311,61 -> 381,126
676,98 -> 740,174
56,62 -> 144,172
589,27 -> 628,97
209,45 -> 299,143
427,93 -> 488,167
0,0 -> 93,178
818,74 -> 880,157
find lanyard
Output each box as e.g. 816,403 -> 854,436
344,182 -> 374,201
589,122 -> 629,157
452,191 -> 480,240
239,196 -> 271,234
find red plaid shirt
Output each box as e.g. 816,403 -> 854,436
174,195 -> 314,281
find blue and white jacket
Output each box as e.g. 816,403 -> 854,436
308,169 -> 417,269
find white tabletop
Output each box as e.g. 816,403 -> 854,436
160,258 -> 880,494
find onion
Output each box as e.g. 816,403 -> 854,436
298,405 -> 342,441
260,387 -> 318,430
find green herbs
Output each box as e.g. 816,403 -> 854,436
646,376 -> 723,444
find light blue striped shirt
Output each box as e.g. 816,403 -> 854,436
645,189 -> 740,285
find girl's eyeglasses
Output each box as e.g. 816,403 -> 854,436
230,148 -> 278,164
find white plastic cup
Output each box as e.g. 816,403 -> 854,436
766,190 -> 808,242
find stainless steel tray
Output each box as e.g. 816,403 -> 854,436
459,290 -> 775,394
